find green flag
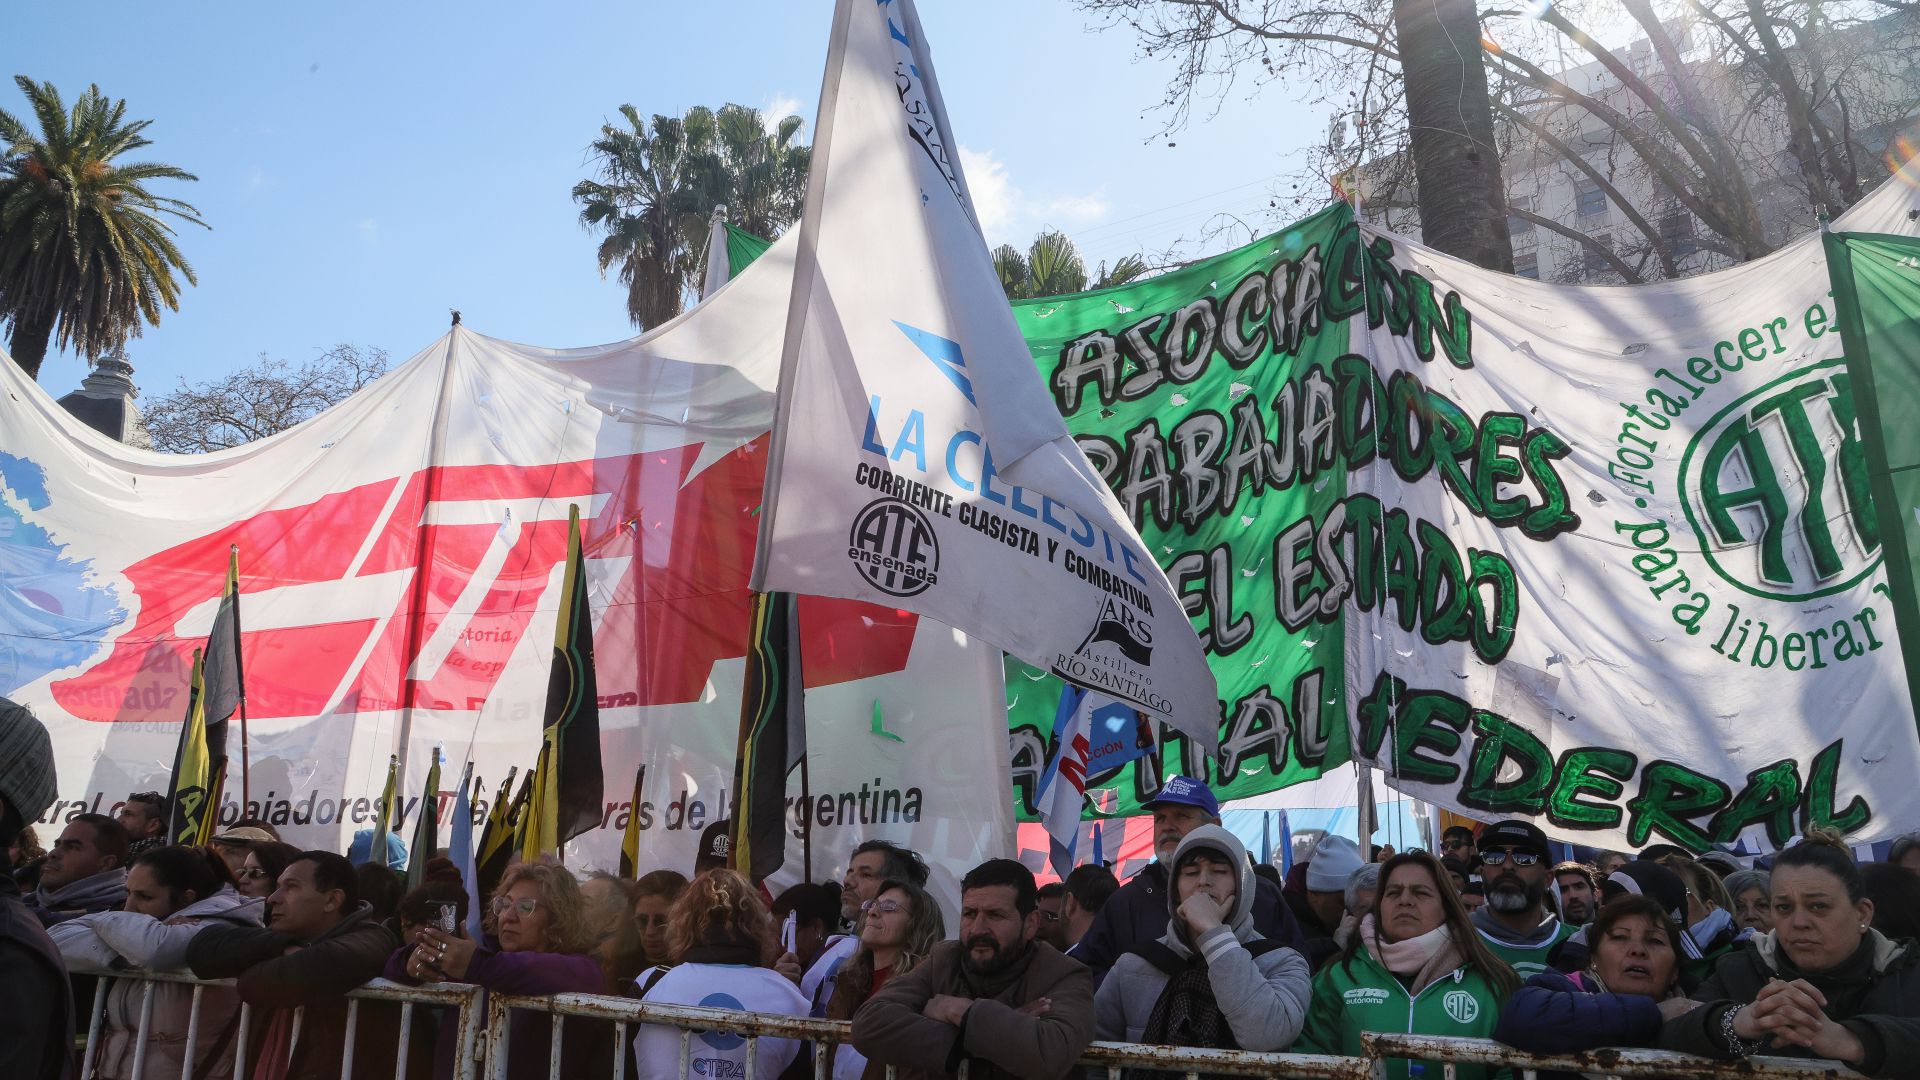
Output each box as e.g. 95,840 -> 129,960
1823,228 -> 1920,717
165,650 -> 216,844
365,755 -> 398,867
724,222 -> 772,276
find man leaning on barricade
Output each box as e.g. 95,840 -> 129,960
851,857 -> 1095,1079
186,849 -> 399,1080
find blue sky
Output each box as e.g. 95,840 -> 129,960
5,1 -> 1332,397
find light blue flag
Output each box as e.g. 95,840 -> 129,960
447,762 -> 481,939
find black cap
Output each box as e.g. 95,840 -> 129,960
1477,819 -> 1551,859
695,819 -> 733,875
1601,860 -> 1702,959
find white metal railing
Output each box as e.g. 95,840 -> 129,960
70,966 -> 482,1080
71,967 -> 1848,1080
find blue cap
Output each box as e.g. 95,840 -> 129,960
1144,775 -> 1219,817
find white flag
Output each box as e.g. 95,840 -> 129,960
752,0 -> 1218,748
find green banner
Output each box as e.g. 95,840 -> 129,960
719,207 -> 1358,821
1005,204 -> 1355,820
1825,230 -> 1920,734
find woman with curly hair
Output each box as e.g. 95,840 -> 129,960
633,869 -> 810,1078
385,861 -> 609,1079
822,878 -> 946,1079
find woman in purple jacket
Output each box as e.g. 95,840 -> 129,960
386,862 -> 610,1079
1493,894 -> 1700,1072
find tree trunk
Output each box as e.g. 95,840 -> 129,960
6,305 -> 54,381
1393,0 -> 1514,272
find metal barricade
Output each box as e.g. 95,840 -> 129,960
71,968 -> 1852,1080
1360,1032 -> 1851,1080
70,966 -> 482,1080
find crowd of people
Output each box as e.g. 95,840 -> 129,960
5,697 -> 1920,1079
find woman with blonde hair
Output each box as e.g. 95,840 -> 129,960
386,860 -> 609,1079
823,879 -> 946,1078
633,869 -> 810,1078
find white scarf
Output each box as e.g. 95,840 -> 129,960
1361,914 -> 1464,994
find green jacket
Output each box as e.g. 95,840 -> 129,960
1297,945 -> 1508,1080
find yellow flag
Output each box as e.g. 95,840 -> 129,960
165,651 -> 214,844
366,755 -> 398,867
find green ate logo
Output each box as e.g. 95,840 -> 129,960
1678,359 -> 1881,601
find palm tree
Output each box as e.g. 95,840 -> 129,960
0,77 -> 205,381
993,229 -> 1150,300
574,103 -> 808,331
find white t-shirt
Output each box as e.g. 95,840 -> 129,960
634,962 -> 809,1078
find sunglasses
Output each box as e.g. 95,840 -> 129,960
235,867 -> 270,881
1039,910 -> 1062,922
1480,849 -> 1541,867
490,897 -> 543,917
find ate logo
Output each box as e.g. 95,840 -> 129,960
849,498 -> 940,598
53,444 -> 917,723
1678,359 -> 1881,601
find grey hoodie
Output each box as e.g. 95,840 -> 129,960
1092,825 -> 1312,1052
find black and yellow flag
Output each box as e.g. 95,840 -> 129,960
730,590 -> 806,883
475,766 -> 523,900
405,748 -> 444,890
200,547 -> 245,774
618,763 -> 647,878
520,505 -> 603,860
165,649 -> 217,844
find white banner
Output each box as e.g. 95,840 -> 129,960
0,232 -> 1012,906
750,0 -> 1218,749
1345,175 -> 1920,851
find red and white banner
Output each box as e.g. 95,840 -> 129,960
0,233 -> 1012,902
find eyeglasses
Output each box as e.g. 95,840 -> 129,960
862,899 -> 907,915
1039,910 -> 1062,922
236,867 -> 269,881
490,897 -> 543,917
1480,849 -> 1541,867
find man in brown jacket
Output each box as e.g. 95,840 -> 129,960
852,858 -> 1095,1079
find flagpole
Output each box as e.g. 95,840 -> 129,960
393,328 -> 462,782
230,544 -> 251,811
748,0 -> 855,591
799,747 -> 813,884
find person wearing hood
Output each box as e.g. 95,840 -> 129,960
1071,776 -> 1306,983
1660,829 -> 1920,1077
1095,825 -> 1311,1056
187,850 -> 400,1080
1470,820 -> 1575,978
1285,834 -> 1364,970
28,812 -> 131,926
51,845 -> 262,1079
1297,851 -> 1516,1080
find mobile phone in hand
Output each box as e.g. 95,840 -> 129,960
781,910 -> 797,954
435,902 -> 458,935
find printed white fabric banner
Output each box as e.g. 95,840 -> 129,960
750,0 -> 1218,748
1345,175 -> 1920,851
0,232 -> 1012,906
